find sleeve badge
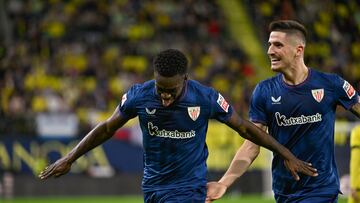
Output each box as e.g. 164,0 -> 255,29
343,81 -> 355,99
121,93 -> 127,107
217,93 -> 229,113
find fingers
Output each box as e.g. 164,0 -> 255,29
206,181 -> 227,202
38,158 -> 72,180
284,159 -> 320,181
283,160 -> 299,181
290,170 -> 300,181
38,164 -> 55,180
289,162 -> 319,181
302,162 -> 318,176
38,163 -> 63,180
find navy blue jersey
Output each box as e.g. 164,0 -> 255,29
249,68 -> 359,196
119,79 -> 233,192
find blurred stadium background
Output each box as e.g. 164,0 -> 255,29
0,0 -> 359,202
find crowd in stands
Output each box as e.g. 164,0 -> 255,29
0,0 -> 251,137
246,0 -> 360,120
247,0 -> 360,90
1,0 -> 359,138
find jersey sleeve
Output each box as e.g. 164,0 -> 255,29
333,75 -> 359,110
209,89 -> 233,123
118,84 -> 141,119
249,83 -> 268,124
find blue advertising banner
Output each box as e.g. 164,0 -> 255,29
0,137 -> 144,175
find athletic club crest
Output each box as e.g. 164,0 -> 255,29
311,89 -> 324,103
188,106 -> 200,121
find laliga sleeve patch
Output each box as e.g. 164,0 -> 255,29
217,93 -> 229,113
343,80 -> 355,99
121,93 -> 127,106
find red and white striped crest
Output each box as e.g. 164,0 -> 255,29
188,106 -> 200,121
311,89 -> 324,103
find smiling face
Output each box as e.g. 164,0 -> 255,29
155,72 -> 186,107
267,31 -> 301,72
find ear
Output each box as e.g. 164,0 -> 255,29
296,45 -> 304,57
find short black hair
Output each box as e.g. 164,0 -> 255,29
269,20 -> 307,44
153,49 -> 188,77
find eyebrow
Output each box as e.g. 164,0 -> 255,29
155,82 -> 183,89
156,86 -> 177,91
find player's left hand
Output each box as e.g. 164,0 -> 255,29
283,159 -> 318,181
205,181 -> 227,202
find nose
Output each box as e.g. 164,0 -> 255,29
161,92 -> 171,99
267,46 -> 273,56
160,93 -> 173,107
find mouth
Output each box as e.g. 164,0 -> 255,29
270,57 -> 281,66
161,99 -> 174,107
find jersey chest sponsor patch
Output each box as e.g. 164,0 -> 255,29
147,122 -> 195,139
275,112 -> 322,126
343,80 -> 355,99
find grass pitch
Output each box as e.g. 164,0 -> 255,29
3,195 -> 348,203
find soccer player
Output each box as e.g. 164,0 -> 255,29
39,49 -> 317,203
206,20 -> 360,203
350,124 -> 360,203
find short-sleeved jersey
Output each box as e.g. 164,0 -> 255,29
119,79 -> 233,192
249,68 -> 359,196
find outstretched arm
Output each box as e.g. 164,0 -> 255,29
39,106 -> 129,179
217,123 -> 265,187
206,113 -> 318,202
224,112 -> 318,180
206,138 -> 261,202
350,99 -> 360,118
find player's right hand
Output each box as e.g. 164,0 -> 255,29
38,157 -> 72,180
284,159 -> 318,181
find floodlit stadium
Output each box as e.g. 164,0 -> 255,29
0,0 -> 359,202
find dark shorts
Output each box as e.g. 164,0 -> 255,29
144,186 -> 206,203
275,193 -> 338,203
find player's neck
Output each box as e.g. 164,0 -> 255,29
282,64 -> 309,86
